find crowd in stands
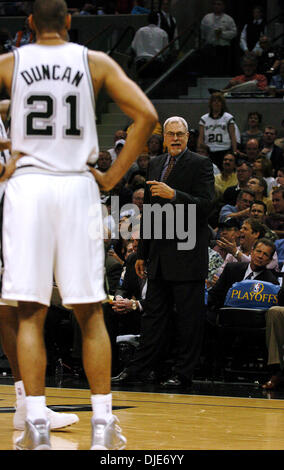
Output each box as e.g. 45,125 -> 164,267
1,0 -> 284,392
87,87 -> 284,389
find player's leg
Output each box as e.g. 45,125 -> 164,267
16,302 -> 47,401
72,302 -> 111,394
14,301 -> 51,450
72,302 -> 126,450
0,305 -> 21,381
56,174 -> 126,449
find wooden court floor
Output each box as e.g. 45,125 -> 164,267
1,384 -> 284,450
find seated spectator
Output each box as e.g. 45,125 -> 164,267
129,11 -> 169,78
214,152 -> 237,196
147,134 -> 163,157
207,238 -> 279,317
200,0 -> 237,76
213,218 -> 240,260
187,128 -> 199,153
249,200 -> 278,241
223,53 -> 268,92
265,187 -> 284,238
219,189 -> 255,225
247,175 -> 273,213
197,92 -> 238,170
255,35 -> 282,78
120,187 -> 144,221
96,150 -> 112,173
223,161 -> 253,205
274,167 -> 284,187
103,237 -> 142,375
207,219 -> 240,288
207,246 -> 224,289
243,138 -> 261,164
252,156 -> 277,194
259,126 -> 284,174
240,111 -> 263,151
104,230 -> 124,297
239,5 -> 267,56
108,129 -> 127,163
197,143 -> 220,176
214,218 -> 279,276
114,139 -> 125,158
126,172 -> 146,193
125,152 -> 150,182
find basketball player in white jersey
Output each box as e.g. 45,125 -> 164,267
0,0 -> 157,450
0,105 -> 80,432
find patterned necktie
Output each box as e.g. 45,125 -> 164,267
162,155 -> 176,182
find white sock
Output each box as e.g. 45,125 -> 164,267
15,380 -> 26,407
25,396 -> 47,422
91,393 -> 112,422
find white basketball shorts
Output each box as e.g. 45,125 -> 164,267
1,172 -> 106,306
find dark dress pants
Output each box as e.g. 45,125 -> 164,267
127,277 -> 206,380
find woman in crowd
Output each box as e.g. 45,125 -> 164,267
197,92 -> 238,170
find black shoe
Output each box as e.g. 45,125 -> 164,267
160,374 -> 192,389
111,369 -> 143,384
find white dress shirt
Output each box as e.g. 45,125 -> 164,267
201,12 -> 237,47
131,24 -> 169,62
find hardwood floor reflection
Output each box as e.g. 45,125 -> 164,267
1,377 -> 284,450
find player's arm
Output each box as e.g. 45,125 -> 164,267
88,51 -> 158,191
0,53 -> 14,97
0,150 -> 22,182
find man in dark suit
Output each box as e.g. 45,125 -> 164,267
207,238 -> 279,315
112,116 -> 215,388
260,126 -> 284,173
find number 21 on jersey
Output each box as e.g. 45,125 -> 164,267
24,93 -> 83,138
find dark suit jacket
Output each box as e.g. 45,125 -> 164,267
208,261 -> 279,310
270,145 -> 284,172
137,149 -> 215,281
105,252 -> 123,296
222,184 -> 240,206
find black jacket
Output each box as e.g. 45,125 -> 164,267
208,261 -> 279,310
137,149 -> 215,281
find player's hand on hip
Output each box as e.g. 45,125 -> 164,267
90,167 -> 115,191
0,151 -> 25,181
0,138 -> 11,152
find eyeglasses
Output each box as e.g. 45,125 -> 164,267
165,131 -> 187,138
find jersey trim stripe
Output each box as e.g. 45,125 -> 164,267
83,46 -> 96,119
11,48 -> 19,101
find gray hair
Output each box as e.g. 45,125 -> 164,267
163,116 -> 189,132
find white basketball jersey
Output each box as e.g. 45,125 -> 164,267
199,112 -> 235,152
0,115 -> 11,199
10,42 -> 99,172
